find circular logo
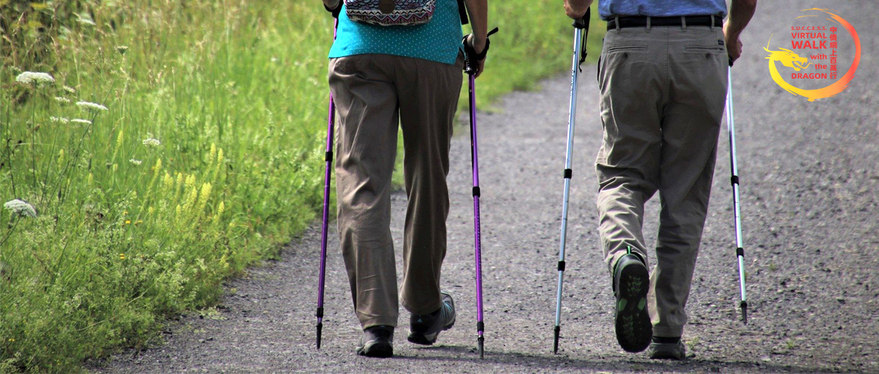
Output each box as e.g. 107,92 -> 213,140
765,8 -> 860,102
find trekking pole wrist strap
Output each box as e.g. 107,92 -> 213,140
574,8 -> 591,68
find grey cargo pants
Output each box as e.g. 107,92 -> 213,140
595,23 -> 729,338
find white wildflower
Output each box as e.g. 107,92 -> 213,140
129,158 -> 142,165
55,96 -> 71,104
71,119 -> 92,125
142,138 -> 161,147
15,71 -> 55,84
50,116 -> 70,124
63,85 -> 76,94
76,101 -> 108,112
4,199 -> 38,218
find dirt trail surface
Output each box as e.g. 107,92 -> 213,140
97,2 -> 878,372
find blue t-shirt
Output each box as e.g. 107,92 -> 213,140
328,0 -> 464,65
599,0 -> 727,20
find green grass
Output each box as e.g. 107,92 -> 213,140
0,1 -> 603,372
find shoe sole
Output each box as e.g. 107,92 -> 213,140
356,340 -> 393,358
615,261 -> 652,353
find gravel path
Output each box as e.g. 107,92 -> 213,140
97,1 -> 878,372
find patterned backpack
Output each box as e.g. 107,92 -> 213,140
345,0 -> 436,26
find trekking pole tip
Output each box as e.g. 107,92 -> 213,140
316,322 -> 323,349
553,326 -> 560,354
740,301 -> 748,324
478,336 -> 485,359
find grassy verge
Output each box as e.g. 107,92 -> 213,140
0,1 -> 602,372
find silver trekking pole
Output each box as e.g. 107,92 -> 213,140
726,67 -> 748,324
553,8 -> 590,354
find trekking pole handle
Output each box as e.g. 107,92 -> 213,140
464,27 -> 499,75
572,8 -> 591,69
572,8 -> 590,29
324,0 -> 342,18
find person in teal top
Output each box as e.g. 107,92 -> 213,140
322,0 -> 489,358
328,0 -> 464,65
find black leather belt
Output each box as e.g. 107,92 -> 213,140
606,15 -> 723,30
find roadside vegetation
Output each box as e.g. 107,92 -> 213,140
0,1 -> 600,371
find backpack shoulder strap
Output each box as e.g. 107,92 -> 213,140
457,0 -> 469,25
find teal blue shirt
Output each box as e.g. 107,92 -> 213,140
328,0 -> 463,65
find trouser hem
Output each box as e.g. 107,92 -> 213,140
360,317 -> 399,330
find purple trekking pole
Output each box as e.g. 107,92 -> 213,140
316,19 -> 338,350
463,27 -> 497,359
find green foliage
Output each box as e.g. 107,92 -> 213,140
0,0 -> 604,372
1,0 -> 328,371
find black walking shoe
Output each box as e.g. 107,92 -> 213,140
407,292 -> 456,345
613,253 -> 652,353
356,325 -> 394,358
648,336 -> 687,360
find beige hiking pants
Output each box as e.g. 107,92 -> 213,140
328,53 -> 463,329
595,24 -> 729,338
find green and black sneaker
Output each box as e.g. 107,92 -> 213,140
612,252 -> 652,353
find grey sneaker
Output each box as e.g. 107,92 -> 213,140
613,253 -> 652,353
648,339 -> 687,360
407,292 -> 456,345
356,325 -> 393,358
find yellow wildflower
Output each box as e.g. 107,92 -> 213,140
208,143 -> 217,164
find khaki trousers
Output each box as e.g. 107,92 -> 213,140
595,24 -> 728,338
328,54 -> 463,328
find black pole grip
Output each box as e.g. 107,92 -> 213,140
324,2 -> 341,18
572,8 -> 590,29
464,27 -> 499,74
574,8 -> 591,68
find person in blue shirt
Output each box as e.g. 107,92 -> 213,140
322,0 -> 489,358
564,0 -> 757,359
